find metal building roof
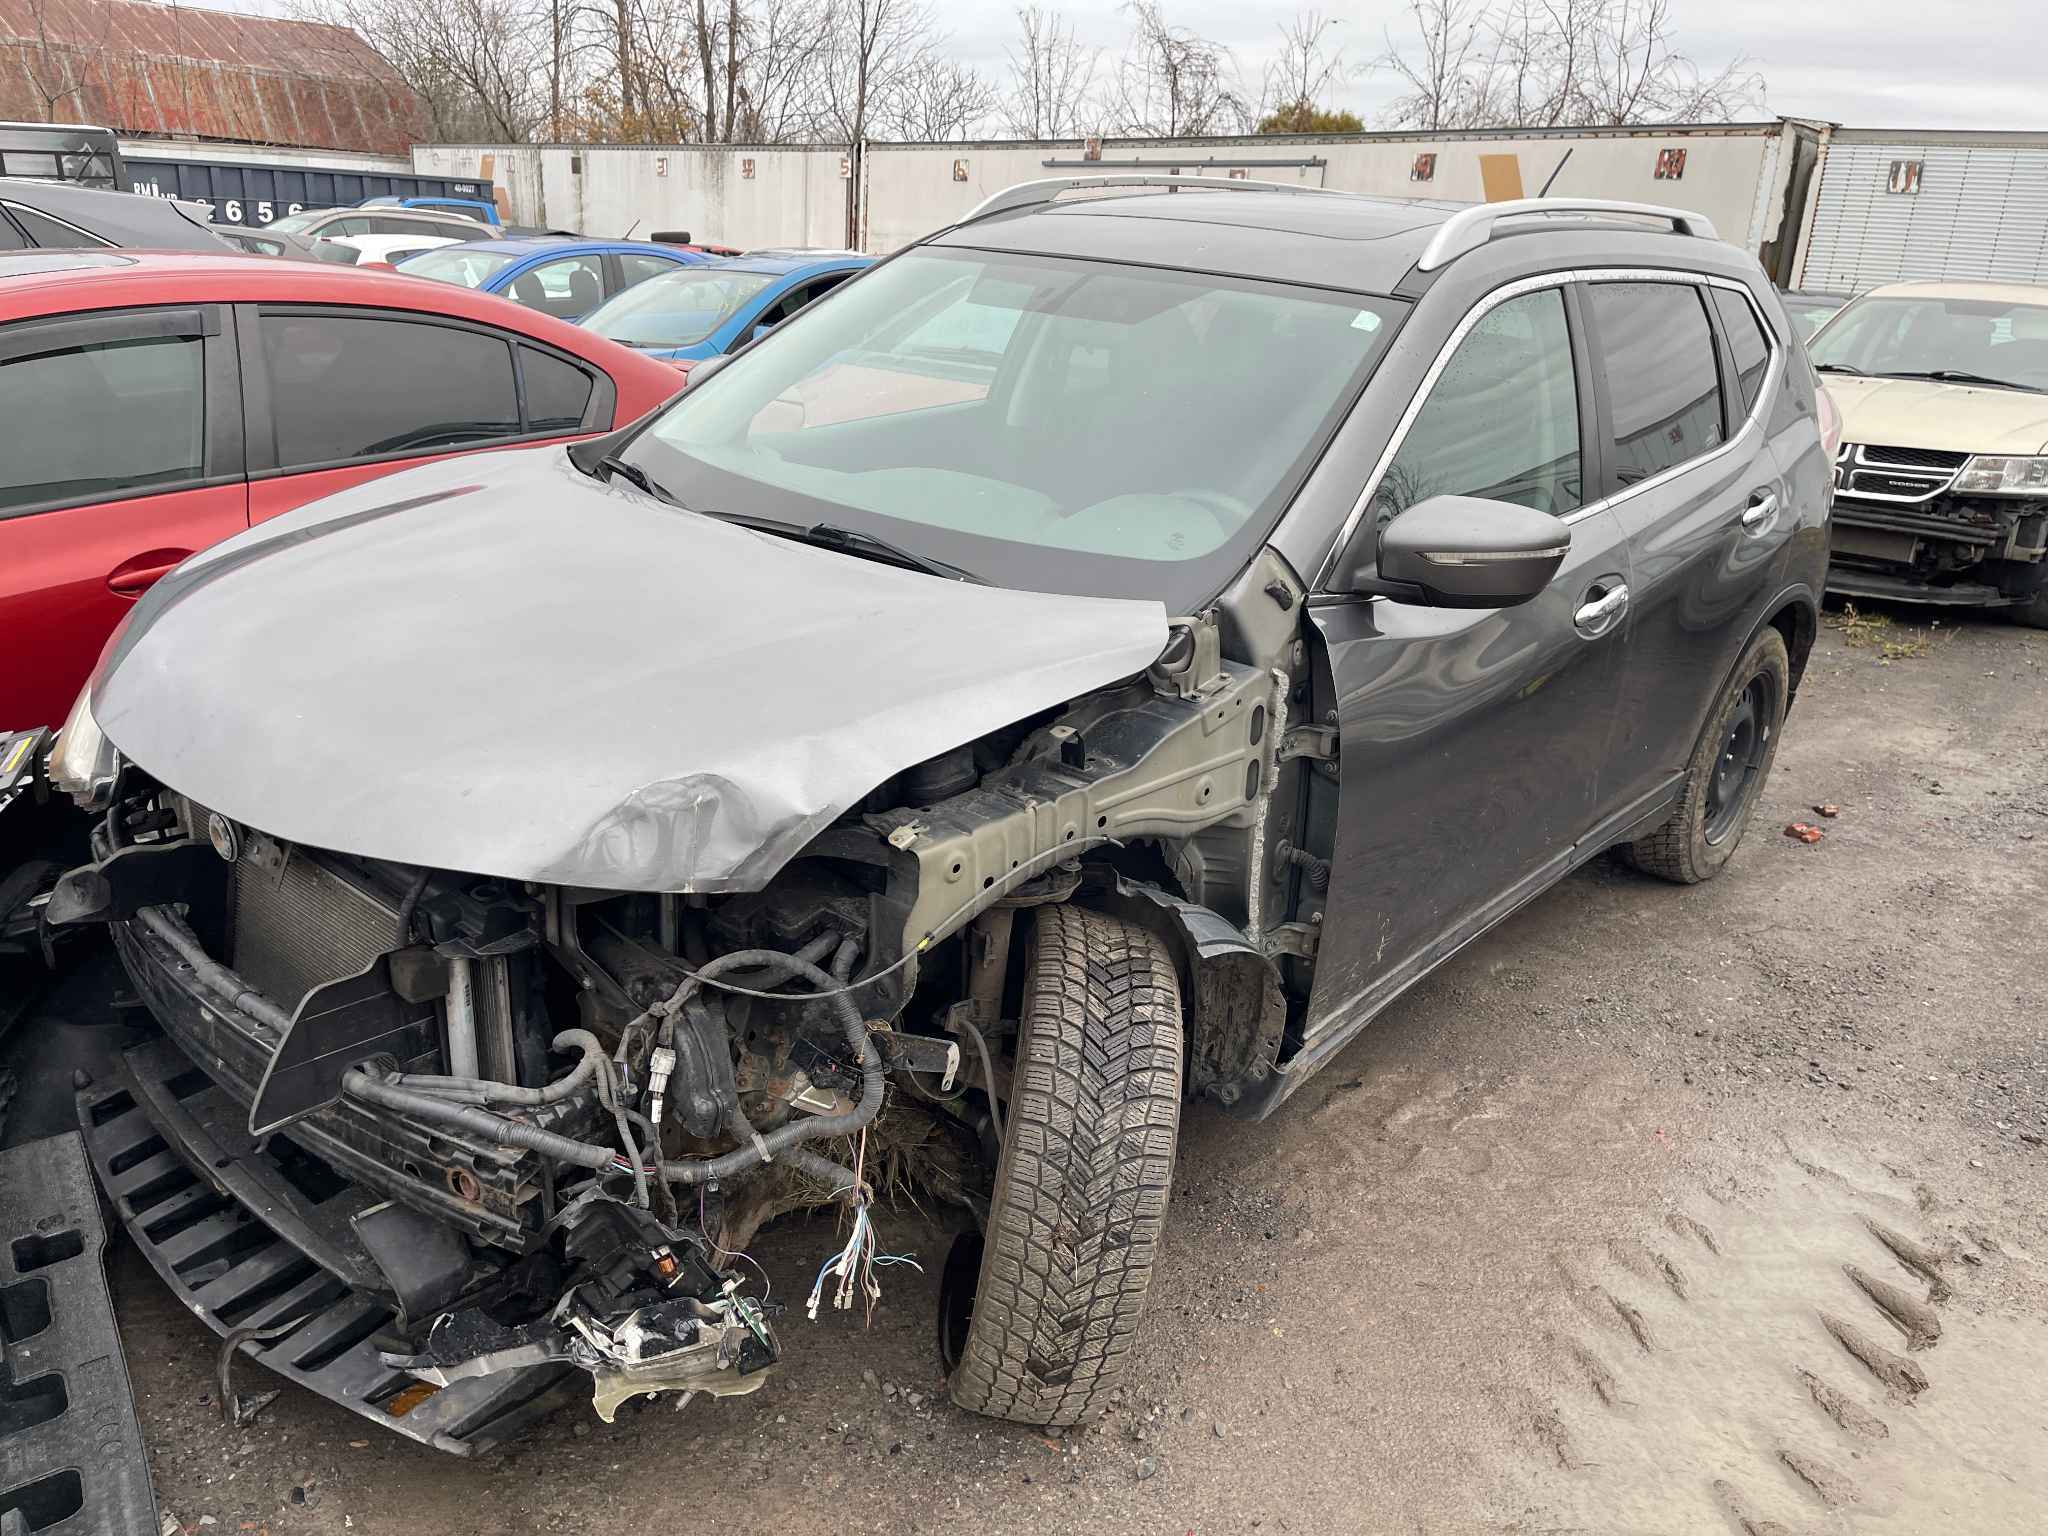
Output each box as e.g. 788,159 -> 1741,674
0,0 -> 424,154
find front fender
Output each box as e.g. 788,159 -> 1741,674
1090,875 -> 1287,1116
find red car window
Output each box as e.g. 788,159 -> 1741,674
260,313 -> 521,468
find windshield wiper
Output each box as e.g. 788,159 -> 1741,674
1879,369 -> 2044,393
690,509 -> 984,583
595,453 -> 676,502
791,522 -> 985,584
1813,362 -> 1865,376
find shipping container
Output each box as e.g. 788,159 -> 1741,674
122,141 -> 492,227
418,122 -> 1823,271
1793,128 -> 2048,293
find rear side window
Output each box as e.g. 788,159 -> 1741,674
1586,282 -> 1724,484
5,203 -> 109,249
1709,287 -> 1773,415
1374,286 -> 1583,525
260,314 -> 519,468
0,333 -> 205,512
507,255 -> 606,319
617,252 -> 677,289
521,346 -> 595,433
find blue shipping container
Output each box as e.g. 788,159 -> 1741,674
124,154 -> 494,227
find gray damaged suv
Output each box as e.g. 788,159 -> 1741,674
47,177 -> 1831,1450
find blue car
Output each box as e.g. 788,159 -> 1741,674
358,194 -> 502,227
580,252 -> 873,365
397,238 -> 707,324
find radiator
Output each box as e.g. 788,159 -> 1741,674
225,841 -> 407,1014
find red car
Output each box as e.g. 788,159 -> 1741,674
1,251 -> 683,727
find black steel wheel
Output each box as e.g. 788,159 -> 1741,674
1630,627 -> 1791,884
1703,670 -> 1779,846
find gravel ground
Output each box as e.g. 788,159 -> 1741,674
35,602 -> 2048,1534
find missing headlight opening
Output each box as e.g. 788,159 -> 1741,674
60,602 -> 1308,1446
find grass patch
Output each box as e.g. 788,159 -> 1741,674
1826,603 -> 1948,662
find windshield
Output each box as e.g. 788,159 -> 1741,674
1810,294 -> 2048,392
627,248 -> 1400,606
586,267 -> 779,348
267,211 -> 323,235
397,246 -> 520,288
1780,296 -> 1843,340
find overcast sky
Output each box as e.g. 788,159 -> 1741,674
226,0 -> 2038,133
921,0 -> 2038,131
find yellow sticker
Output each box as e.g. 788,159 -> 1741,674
0,736 -> 31,779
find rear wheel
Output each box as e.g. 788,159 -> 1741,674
1629,627 -> 1790,884
947,903 -> 1182,1426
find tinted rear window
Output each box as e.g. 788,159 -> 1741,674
522,346 -> 595,433
5,203 -> 109,250
1587,282 -> 1724,484
260,313 -> 520,468
0,333 -> 204,511
1709,287 -> 1772,414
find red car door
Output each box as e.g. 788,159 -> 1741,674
241,306 -> 615,524
0,305 -> 246,727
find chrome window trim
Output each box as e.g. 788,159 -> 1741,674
0,200 -> 112,250
1314,265 -> 1784,589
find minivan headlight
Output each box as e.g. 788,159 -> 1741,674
1956,455 -> 2048,495
48,687 -> 120,809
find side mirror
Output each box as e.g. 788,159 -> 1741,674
1331,494 -> 1569,609
685,352 -> 732,386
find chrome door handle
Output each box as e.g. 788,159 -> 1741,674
1574,584 -> 1629,628
1741,493 -> 1779,528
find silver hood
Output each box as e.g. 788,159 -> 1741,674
94,447 -> 1170,892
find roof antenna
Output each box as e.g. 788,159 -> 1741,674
622,218 -> 642,240
1537,149 -> 1572,199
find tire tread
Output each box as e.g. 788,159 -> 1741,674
948,904 -> 1182,1427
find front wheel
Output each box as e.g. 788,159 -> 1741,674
947,903 -> 1183,1427
2006,564 -> 2048,629
1629,627 -> 1790,884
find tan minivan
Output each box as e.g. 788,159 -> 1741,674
1812,280 -> 2048,625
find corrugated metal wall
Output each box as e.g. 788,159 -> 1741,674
1798,135 -> 2048,292
0,0 -> 425,154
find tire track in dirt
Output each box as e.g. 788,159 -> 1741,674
1512,1136 -> 2048,1534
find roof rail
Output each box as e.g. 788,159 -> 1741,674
1415,198 -> 1719,272
966,173 -> 1335,223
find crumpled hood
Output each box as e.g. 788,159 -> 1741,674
1823,374 -> 2048,456
94,447 -> 1170,892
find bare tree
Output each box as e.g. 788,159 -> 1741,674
812,0 -> 919,145
1375,0 -> 1490,130
1258,9 -> 1355,125
1111,0 -> 1245,137
888,51 -> 996,140
1003,5 -> 1099,140
1377,0 -> 1762,130
306,0 -> 559,141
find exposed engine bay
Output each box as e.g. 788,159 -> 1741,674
1828,442 -> 2048,604
58,589 -> 1323,1444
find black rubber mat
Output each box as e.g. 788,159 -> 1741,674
0,1131 -> 157,1534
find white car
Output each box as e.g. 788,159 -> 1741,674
319,232 -> 458,267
